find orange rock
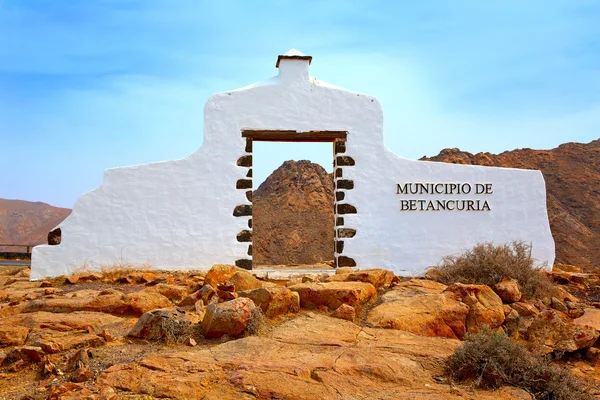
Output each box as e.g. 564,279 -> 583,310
492,278 -> 522,303
367,291 -> 469,339
444,283 -> 505,333
230,271 -> 263,291
289,281 -> 377,310
148,284 -> 189,302
23,288 -> 171,316
201,297 -> 256,338
326,269 -> 394,290
330,304 -> 355,321
0,325 -> 30,347
204,264 -> 246,288
574,308 -> 600,331
511,302 -> 539,316
238,286 -> 299,318
526,309 -> 599,354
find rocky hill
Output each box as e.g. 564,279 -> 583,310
0,199 -> 71,252
421,139 -> 600,270
252,160 -> 334,266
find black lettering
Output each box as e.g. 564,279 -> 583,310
396,184 -> 408,194
400,200 -> 410,210
409,200 -> 417,210
486,183 -> 493,194
462,183 -> 472,194
482,200 -> 491,211
475,183 -> 485,194
447,200 -> 455,210
435,183 -> 444,194
436,200 -> 446,210
466,200 -> 475,211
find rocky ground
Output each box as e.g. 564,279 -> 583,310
1,264 -> 600,399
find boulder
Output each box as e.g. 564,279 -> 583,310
444,283 -> 505,333
526,309 -> 600,354
198,284 -> 218,305
336,267 -> 354,274
148,284 -> 189,301
238,287 -> 299,318
326,269 -> 394,290
230,271 -> 263,291
574,308 -> 600,331
330,304 -> 355,321
0,325 -> 30,347
201,297 -> 257,338
510,302 -> 539,317
23,288 -> 172,316
289,282 -> 376,311
553,263 -> 584,273
382,280 -> 447,301
551,297 -> 568,313
204,264 -> 246,287
128,309 -> 193,340
492,278 -> 522,303
367,291 -> 469,339
122,289 -> 173,315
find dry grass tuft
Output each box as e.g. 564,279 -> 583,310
161,317 -> 202,344
427,241 -> 554,299
446,327 -> 593,400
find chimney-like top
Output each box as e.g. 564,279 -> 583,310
276,48 -> 312,68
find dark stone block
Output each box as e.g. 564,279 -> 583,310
336,191 -> 345,201
337,204 -> 357,214
338,256 -> 356,267
335,168 -> 343,178
336,217 -> 344,226
338,228 -> 356,238
336,156 -> 355,166
336,240 -> 344,254
335,140 -> 346,154
236,259 -> 252,270
246,190 -> 252,202
48,228 -> 61,245
237,155 -> 252,167
245,138 -> 253,153
248,218 -> 253,228
233,204 -> 252,217
236,179 -> 252,189
236,230 -> 252,242
336,179 -> 354,190
246,169 -> 253,178
247,245 -> 253,256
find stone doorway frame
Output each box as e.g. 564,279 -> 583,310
233,130 -> 357,270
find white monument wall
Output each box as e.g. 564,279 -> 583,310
31,50 -> 555,279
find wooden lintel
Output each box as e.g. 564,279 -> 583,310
242,130 -> 347,142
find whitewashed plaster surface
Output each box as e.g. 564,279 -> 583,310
31,49 -> 555,279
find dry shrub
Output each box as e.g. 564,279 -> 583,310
447,328 -> 593,400
161,316 -> 202,344
427,241 -> 553,299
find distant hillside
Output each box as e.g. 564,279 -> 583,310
0,199 -> 71,251
252,160 -> 334,265
421,139 -> 600,269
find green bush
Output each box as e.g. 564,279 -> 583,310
446,328 -> 593,400
427,241 -> 553,299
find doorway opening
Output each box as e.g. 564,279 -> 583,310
232,130 -> 357,270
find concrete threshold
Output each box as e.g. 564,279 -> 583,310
252,268 -> 343,280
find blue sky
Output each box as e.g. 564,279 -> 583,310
1,0 -> 599,208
